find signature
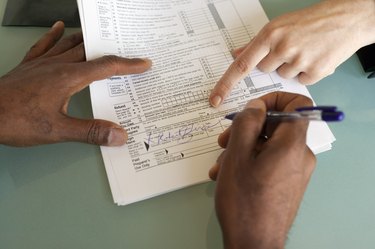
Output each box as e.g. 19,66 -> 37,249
146,120 -> 222,147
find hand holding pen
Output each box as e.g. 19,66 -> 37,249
211,92 -> 317,249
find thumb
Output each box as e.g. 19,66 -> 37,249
59,117 -> 128,146
231,45 -> 246,58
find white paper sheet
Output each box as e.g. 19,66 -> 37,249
77,0 -> 335,205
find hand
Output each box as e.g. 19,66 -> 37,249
210,92 -> 316,249
0,21 -> 152,147
209,0 -> 375,107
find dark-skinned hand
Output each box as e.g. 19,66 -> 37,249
0,21 -> 151,147
210,92 -> 316,249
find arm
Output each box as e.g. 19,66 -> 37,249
0,21 -> 152,147
209,0 -> 375,107
210,92 -> 316,249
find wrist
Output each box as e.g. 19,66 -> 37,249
322,0 -> 375,47
357,0 -> 375,45
342,0 -> 375,46
222,231 -> 285,249
219,213 -> 287,249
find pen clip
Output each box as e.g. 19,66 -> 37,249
295,106 -> 337,112
225,106 -> 344,122
296,106 -> 344,122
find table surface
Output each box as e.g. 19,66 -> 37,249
1,0 -> 375,248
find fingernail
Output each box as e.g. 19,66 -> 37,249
210,95 -> 222,107
142,58 -> 152,64
246,99 -> 264,109
208,164 -> 219,181
131,58 -> 152,67
107,128 -> 127,146
142,58 -> 153,68
132,58 -> 151,63
52,21 -> 62,29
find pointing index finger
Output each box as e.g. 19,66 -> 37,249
209,37 -> 270,107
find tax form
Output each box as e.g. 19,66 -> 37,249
77,0 -> 335,205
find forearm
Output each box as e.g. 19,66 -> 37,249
218,198 -> 291,249
358,0 -> 375,45
223,234 -> 284,249
221,222 -> 286,249
324,0 -> 375,47
0,81 -> 11,145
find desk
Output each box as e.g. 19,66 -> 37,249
1,1 -> 375,248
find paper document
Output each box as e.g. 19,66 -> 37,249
77,0 -> 335,205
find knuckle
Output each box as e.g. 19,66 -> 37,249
287,56 -> 306,73
67,32 -> 83,44
234,108 -> 265,133
69,43 -> 85,59
58,36 -> 82,52
298,75 -> 309,85
102,55 -> 120,64
275,65 -> 287,77
86,121 -> 126,146
261,23 -> 277,41
87,121 -> 100,144
101,55 -> 121,74
262,23 -> 284,43
218,80 -> 235,94
87,121 -> 107,145
48,64 -> 71,81
305,62 -> 333,80
292,54 -> 306,67
273,40 -> 292,56
232,57 -> 250,74
261,24 -> 298,56
298,72 -> 317,85
277,68 -> 291,79
98,56 -> 150,76
256,59 -> 271,73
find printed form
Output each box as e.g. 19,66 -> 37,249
78,0 -> 335,205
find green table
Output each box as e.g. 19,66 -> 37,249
1,0 -> 375,248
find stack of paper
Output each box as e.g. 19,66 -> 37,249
77,0 -> 335,205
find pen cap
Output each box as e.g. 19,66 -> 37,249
322,111 -> 344,122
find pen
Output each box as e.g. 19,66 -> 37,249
225,106 -> 344,122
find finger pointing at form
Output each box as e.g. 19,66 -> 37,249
209,37 -> 270,107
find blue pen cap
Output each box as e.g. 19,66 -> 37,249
321,111 -> 345,122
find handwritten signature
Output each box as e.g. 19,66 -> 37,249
146,120 -> 222,147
